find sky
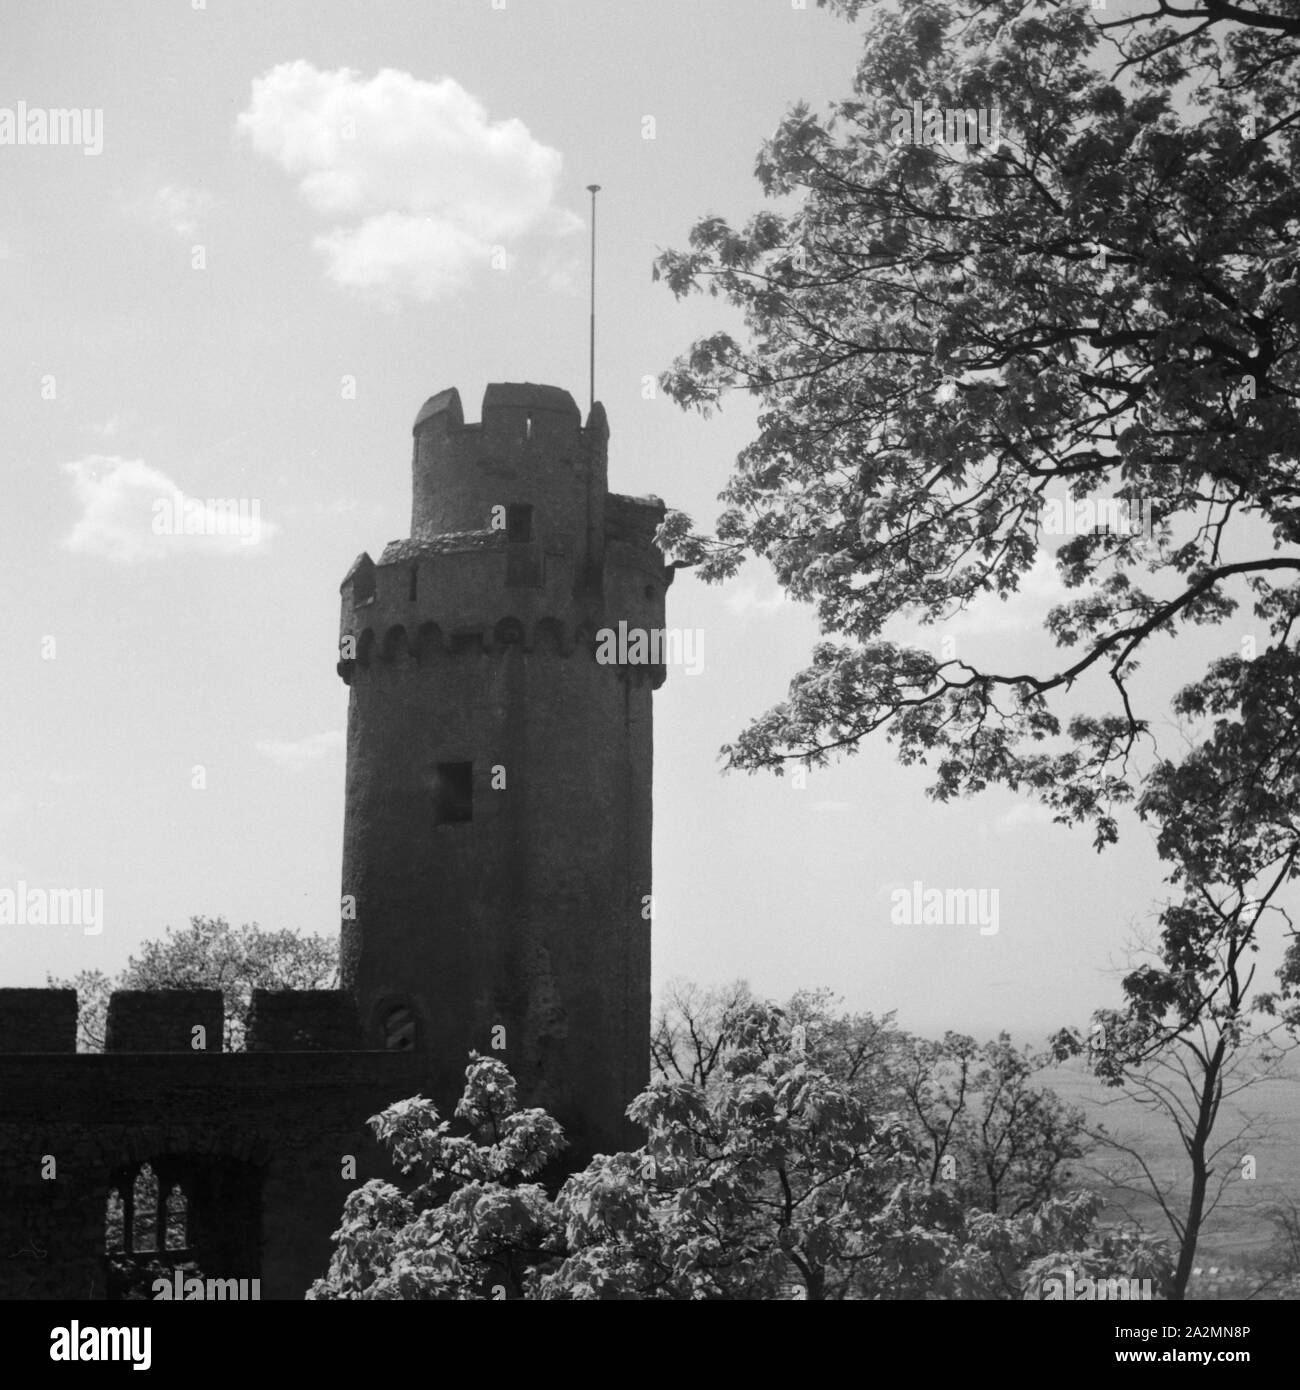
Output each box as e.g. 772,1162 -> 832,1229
1,0 -> 1278,1042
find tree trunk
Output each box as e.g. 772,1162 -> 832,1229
1170,1042 -> 1224,1300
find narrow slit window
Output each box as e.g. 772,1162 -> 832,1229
131,1165 -> 158,1253
506,504 -> 532,543
164,1184 -> 188,1251
524,413 -> 533,441
104,1190 -> 125,1253
433,761 -> 473,824
409,566 -> 418,601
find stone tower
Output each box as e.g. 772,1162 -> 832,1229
337,383 -> 671,1161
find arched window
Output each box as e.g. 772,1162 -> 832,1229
105,1164 -> 190,1257
131,1164 -> 158,1253
534,618 -> 565,654
104,1190 -> 125,1253
382,1006 -> 417,1051
165,1183 -> 187,1252
381,625 -> 408,662
494,617 -> 525,648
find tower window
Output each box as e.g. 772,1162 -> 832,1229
524,413 -> 533,441
409,566 -> 418,601
382,1006 -> 417,1051
506,504 -> 532,543
433,761 -> 473,824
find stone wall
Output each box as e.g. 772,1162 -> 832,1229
0,988 -> 426,1300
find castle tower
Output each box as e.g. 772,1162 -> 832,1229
337,383 -> 671,1161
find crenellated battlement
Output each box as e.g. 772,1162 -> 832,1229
0,988 -> 77,1052
0,987 -> 369,1054
106,990 -> 224,1053
337,395 -> 672,689
409,383 -> 607,554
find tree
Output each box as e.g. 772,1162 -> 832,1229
655,0 -> 1300,850
1041,640 -> 1300,1298
897,1031 -> 1086,1216
1259,1195 -> 1300,1299
656,0 -> 1300,1291
1053,884 -> 1298,1299
314,1003 -> 1166,1299
654,981 -> 1086,1215
548,1001 -> 916,1300
307,1054 -> 565,1300
48,915 -> 339,1051
650,977 -> 755,1088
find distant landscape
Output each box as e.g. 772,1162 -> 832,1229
1043,1054 -> 1300,1287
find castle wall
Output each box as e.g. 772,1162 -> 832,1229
0,989 -> 424,1300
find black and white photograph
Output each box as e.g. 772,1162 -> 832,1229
2,0 -> 1297,1356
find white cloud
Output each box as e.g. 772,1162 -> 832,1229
994,801 -> 1059,831
890,552 -> 1079,655
540,251 -> 584,298
315,212 -> 487,303
952,552 -> 1074,636
725,582 -> 796,618
87,412 -> 132,439
150,183 -> 213,238
61,455 -> 279,562
42,770 -> 93,787
254,730 -> 345,771
237,62 -> 580,304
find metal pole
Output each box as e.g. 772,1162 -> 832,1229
586,184 -> 600,414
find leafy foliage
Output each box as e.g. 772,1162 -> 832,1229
655,982 -> 1086,1216
655,0 -> 1300,851
656,0 -> 1300,1293
312,1004 -> 1167,1300
48,915 -> 338,1051
307,1054 -> 565,1300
